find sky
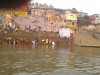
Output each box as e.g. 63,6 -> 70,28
31,0 -> 100,15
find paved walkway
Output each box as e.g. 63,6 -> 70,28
74,33 -> 100,47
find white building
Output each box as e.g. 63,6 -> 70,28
92,14 -> 100,25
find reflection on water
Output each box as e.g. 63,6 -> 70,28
0,44 -> 100,75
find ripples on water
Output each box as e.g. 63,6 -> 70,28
0,44 -> 100,75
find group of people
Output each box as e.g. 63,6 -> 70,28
0,14 -> 16,34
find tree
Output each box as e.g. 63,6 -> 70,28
31,3 -> 34,6
34,2 -> 39,8
49,4 -> 53,8
42,3 -> 48,8
38,4 -> 43,8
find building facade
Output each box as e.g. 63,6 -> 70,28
92,14 -> 100,25
0,2 -> 28,16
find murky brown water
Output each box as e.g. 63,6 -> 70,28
0,44 -> 100,75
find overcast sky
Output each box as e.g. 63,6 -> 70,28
32,0 -> 100,15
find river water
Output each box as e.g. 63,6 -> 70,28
0,44 -> 100,75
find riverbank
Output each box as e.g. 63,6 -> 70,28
74,33 -> 100,47
0,29 -> 70,46
0,28 -> 100,47
74,25 -> 100,47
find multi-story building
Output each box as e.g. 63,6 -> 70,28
92,14 -> 100,25
77,12 -> 88,17
77,12 -> 88,25
0,2 -> 28,16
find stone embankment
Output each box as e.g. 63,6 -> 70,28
13,16 -> 100,47
74,26 -> 100,47
0,29 -> 70,46
0,25 -> 100,47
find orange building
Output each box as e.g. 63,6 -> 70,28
15,2 -> 28,12
0,2 -> 28,16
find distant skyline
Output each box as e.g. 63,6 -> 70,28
31,0 -> 100,15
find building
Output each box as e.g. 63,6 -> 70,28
31,8 -> 56,21
0,2 -> 28,16
77,12 -> 88,25
77,12 -> 88,17
91,14 -> 100,25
